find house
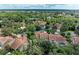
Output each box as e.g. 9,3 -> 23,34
0,35 -> 15,49
48,34 -> 67,45
34,21 -> 46,25
0,34 -> 28,51
33,21 -> 47,30
0,36 -> 8,49
35,31 -> 67,45
35,31 -> 49,40
11,34 -> 28,51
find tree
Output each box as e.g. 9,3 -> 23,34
27,24 -> 36,32
39,39 -> 54,55
73,44 -> 79,55
26,37 -> 43,55
11,50 -> 26,55
63,31 -> 73,43
0,49 -> 8,55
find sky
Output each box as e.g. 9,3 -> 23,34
0,4 -> 79,9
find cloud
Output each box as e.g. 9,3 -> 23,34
0,4 -> 78,9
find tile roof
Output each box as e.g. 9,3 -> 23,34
35,31 -> 49,39
0,37 -> 8,44
48,34 -> 67,42
11,35 -> 28,50
0,35 -> 28,50
11,39 -> 23,50
0,36 -> 14,45
39,32 -> 49,39
35,31 -> 67,43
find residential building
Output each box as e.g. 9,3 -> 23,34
48,34 -> 67,45
0,34 -> 28,51
11,34 -> 28,51
0,36 -> 15,49
35,31 -> 49,40
35,31 -> 67,45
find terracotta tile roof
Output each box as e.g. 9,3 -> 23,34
73,36 -> 79,44
39,32 -> 49,39
35,31 -> 49,39
0,36 -> 14,45
35,31 -> 67,43
0,37 -> 8,44
11,36 -> 28,50
48,34 -> 67,42
5,36 -> 15,41
0,35 -> 28,50
11,39 -> 22,50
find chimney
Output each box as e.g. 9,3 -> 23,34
21,34 -> 27,40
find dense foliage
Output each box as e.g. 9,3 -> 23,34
0,11 -> 79,55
